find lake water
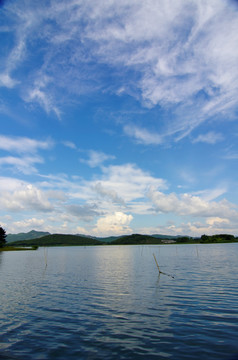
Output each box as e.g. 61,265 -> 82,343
0,244 -> 238,360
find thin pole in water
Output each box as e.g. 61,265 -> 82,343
153,253 -> 175,279
44,247 -> 48,268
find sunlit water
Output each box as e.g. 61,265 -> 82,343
0,244 -> 238,360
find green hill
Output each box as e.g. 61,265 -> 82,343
95,236 -> 121,243
10,234 -> 103,247
7,230 -> 50,243
110,234 -> 163,245
8,232 -> 238,247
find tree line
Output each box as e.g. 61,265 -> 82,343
0,226 -> 6,247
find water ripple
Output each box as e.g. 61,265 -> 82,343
0,244 -> 238,359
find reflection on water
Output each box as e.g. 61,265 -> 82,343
0,244 -> 238,360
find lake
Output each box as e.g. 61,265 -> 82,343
0,244 -> 238,360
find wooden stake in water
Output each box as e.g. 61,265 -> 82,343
153,253 -> 175,279
153,253 -> 161,273
44,247 -> 48,268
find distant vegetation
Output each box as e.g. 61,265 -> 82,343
8,231 -> 238,247
0,225 -> 7,247
10,234 -> 103,247
110,234 -> 163,245
200,234 -> 236,243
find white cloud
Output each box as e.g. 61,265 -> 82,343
94,182 -> 125,205
192,131 -> 224,144
123,124 -> 163,145
1,0 -> 238,141
66,204 -> 100,221
193,187 -> 227,202
81,150 -> 115,168
223,151 -> 238,160
138,217 -> 238,237
0,156 -> 43,174
147,187 -> 238,219
27,87 -> 61,119
62,141 -> 77,149
92,211 -> 133,236
0,135 -> 53,174
82,0 -> 238,137
94,163 -> 167,202
75,226 -> 87,234
206,217 -> 229,226
12,218 -> 45,231
0,184 -> 53,212
0,177 -> 28,191
0,73 -> 18,88
0,135 -> 52,153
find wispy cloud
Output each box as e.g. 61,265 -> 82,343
62,141 -> 77,150
123,124 -> 163,145
0,135 -> 53,174
223,151 -> 238,160
1,0 -> 238,140
192,131 -> 224,144
0,155 -> 43,175
26,87 -> 61,119
81,150 -> 115,168
0,135 -> 52,153
0,73 -> 18,88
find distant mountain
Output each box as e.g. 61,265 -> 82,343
10,233 -> 163,247
6,230 -> 51,243
8,232 -> 238,247
10,234 -> 103,247
152,234 -> 185,239
95,236 -> 121,243
6,230 -> 188,244
110,234 -> 163,245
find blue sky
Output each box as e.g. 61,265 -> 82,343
1,0 -> 238,236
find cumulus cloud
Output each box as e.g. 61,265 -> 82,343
0,176 -> 28,191
12,218 -> 45,231
94,163 -> 167,202
93,182 -> 125,205
147,187 -> 238,218
66,203 -> 100,222
92,211 -> 133,236
0,184 -> 53,212
206,217 -> 230,226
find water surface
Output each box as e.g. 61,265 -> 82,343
0,244 -> 238,359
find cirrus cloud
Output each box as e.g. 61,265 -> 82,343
1,0 -> 238,142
